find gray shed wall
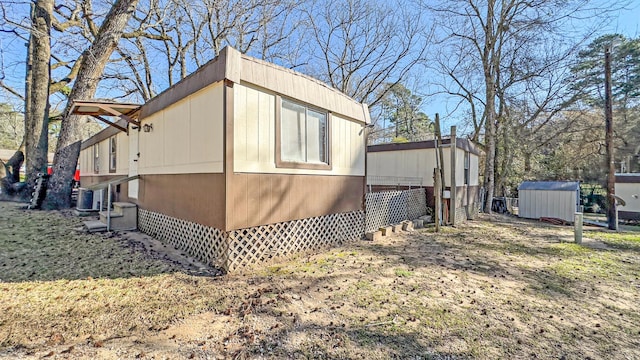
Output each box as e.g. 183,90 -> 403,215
519,189 -> 578,223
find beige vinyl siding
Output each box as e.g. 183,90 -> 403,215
456,148 -> 480,187
455,148 -> 465,187
115,131 -> 129,175
367,147 -> 456,187
98,140 -> 109,174
331,114 -> 365,174
469,153 -> 479,186
79,148 -> 91,176
239,55 -> 369,124
80,140 -> 106,176
615,182 -> 640,213
138,82 -> 224,175
233,83 -> 365,176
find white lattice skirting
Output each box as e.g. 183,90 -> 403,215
365,188 -> 427,232
138,188 -> 424,271
138,209 -> 364,271
138,209 -> 229,268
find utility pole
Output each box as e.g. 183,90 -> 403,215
604,45 -> 617,231
450,126 -> 457,226
434,113 -> 446,225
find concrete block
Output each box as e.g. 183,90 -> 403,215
419,215 -> 432,223
402,221 -> 414,231
391,224 -> 403,233
413,219 -> 424,229
365,231 -> 383,241
99,202 -> 138,231
379,226 -> 393,236
83,220 -> 107,233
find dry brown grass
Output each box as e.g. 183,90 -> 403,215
1,201 -> 639,359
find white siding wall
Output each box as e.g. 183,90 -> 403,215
138,82 -> 224,175
616,182 -> 640,213
233,83 -> 365,176
240,55 -> 369,124
367,147 -> 480,188
115,131 -> 129,175
519,190 -> 577,222
455,148 -> 465,186
79,131 -> 129,177
470,153 -> 479,186
367,147 -> 458,187
79,147 -> 91,176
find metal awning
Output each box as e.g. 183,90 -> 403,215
70,100 -> 142,133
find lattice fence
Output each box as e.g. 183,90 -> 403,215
226,211 -> 364,271
138,208 -> 364,272
138,209 -> 228,268
365,188 -> 427,232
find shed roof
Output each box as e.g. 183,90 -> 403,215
367,138 -> 482,156
615,173 -> 640,183
518,181 -> 580,191
140,46 -> 370,124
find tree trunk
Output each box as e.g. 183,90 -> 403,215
604,45 -> 617,230
44,0 -> 140,209
24,0 -> 53,199
1,151 -> 25,197
482,1 -> 496,214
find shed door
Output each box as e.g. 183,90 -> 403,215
128,129 -> 139,199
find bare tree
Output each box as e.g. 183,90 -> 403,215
45,0 -> 141,209
23,0 -> 53,196
303,0 -> 429,107
0,103 -> 24,150
426,0 -> 624,212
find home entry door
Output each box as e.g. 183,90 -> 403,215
128,127 -> 139,199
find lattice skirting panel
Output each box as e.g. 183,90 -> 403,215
138,209 -> 228,268
138,208 -> 364,272
365,188 -> 427,232
226,211 -> 364,271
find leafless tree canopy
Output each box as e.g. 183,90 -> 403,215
425,0 -> 628,210
0,0 -> 430,207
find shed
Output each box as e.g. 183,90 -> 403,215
615,173 -> 640,221
76,46 -> 369,271
518,181 -> 580,222
367,137 -> 482,223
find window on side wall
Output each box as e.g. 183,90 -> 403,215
109,136 -> 117,173
464,151 -> 470,185
277,97 -> 331,170
93,144 -> 99,173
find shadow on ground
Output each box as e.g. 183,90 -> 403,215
0,201 -> 221,283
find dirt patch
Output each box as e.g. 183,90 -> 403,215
1,202 -> 639,359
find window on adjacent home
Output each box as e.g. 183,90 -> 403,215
93,144 -> 100,173
109,136 -> 117,173
277,98 -> 330,170
464,151 -> 470,185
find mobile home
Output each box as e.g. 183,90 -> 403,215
366,138 -> 482,224
615,174 -> 640,221
76,46 -> 370,271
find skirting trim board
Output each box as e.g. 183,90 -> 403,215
138,208 -> 365,272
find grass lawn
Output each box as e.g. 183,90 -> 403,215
1,201 -> 639,359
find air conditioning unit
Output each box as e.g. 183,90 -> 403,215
76,188 -> 104,211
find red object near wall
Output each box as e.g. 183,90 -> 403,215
46,167 -> 80,182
